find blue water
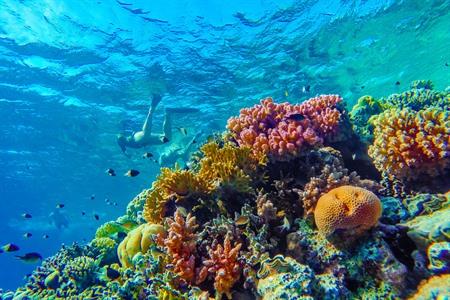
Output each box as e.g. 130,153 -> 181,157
0,0 -> 448,290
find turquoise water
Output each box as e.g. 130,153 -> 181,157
0,0 -> 448,291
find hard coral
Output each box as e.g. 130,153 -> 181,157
368,108 -> 450,180
301,147 -> 380,216
117,223 -> 165,268
197,235 -> 242,299
163,208 -> 199,285
227,95 -> 342,160
314,186 -> 382,239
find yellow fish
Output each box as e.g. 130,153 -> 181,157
284,90 -> 289,97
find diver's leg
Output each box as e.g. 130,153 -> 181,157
142,94 -> 162,134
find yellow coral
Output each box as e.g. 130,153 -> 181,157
369,108 -> 450,180
198,141 -> 264,193
314,186 -> 382,238
117,223 -> 165,268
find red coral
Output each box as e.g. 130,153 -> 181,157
163,209 -> 198,284
227,95 -> 342,160
197,235 -> 242,299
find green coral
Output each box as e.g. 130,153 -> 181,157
63,256 -> 98,289
349,95 -> 387,141
91,237 -> 118,266
126,189 -> 151,223
384,83 -> 449,111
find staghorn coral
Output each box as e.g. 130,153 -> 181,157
197,235 -> 242,299
314,186 -> 382,240
227,95 -> 343,160
368,108 -> 450,180
163,208 -> 199,285
117,223 -> 165,268
408,274 -> 450,300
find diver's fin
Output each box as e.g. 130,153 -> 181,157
165,107 -> 199,114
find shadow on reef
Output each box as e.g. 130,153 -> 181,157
4,83 -> 449,300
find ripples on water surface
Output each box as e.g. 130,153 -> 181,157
0,0 -> 448,289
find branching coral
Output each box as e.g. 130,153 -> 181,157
163,208 -> 199,285
349,95 -> 387,141
368,108 -> 450,180
197,235 -> 242,299
63,256 -> 98,289
314,186 -> 382,240
227,95 -> 343,160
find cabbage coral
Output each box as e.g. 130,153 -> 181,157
227,95 -> 343,160
368,108 -> 450,180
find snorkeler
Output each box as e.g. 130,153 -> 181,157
117,94 -> 199,155
49,209 -> 69,229
158,131 -> 203,168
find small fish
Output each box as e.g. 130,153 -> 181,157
105,198 -> 110,203
23,233 -> 32,238
352,153 -> 356,160
277,217 -> 291,232
235,215 -> 249,226
445,62 -> 449,67
177,127 -> 188,136
284,90 -> 289,97
113,202 -> 117,206
22,213 -> 32,219
94,214 -> 100,221
115,232 -> 127,240
276,210 -> 286,218
165,263 -> 175,270
81,211 -> 86,216
192,139 -> 197,144
42,234 -> 49,239
124,169 -> 140,177
15,252 -> 42,264
90,194 -> 95,200
361,85 -> 365,89
320,12 -> 335,16
285,113 -> 305,122
160,136 -> 169,143
142,152 -> 153,159
56,204 -> 65,209
1,243 -> 20,253
106,267 -> 121,280
395,81 -> 400,86
302,85 -> 310,93
105,168 -> 116,176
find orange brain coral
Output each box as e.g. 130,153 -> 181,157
314,185 -> 382,237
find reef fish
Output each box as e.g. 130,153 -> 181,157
21,213 -> 32,219
23,233 -> 32,238
16,252 -> 42,263
106,168 -> 116,176
106,267 -> 120,280
1,243 -> 20,253
124,169 -> 140,177
177,127 -> 188,136
285,113 -> 305,122
142,152 -> 153,158
235,215 -> 249,226
42,234 -> 49,239
160,136 -> 170,143
56,204 -> 65,209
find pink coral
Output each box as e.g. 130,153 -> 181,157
197,235 -> 242,299
227,95 -> 342,160
162,209 -> 198,285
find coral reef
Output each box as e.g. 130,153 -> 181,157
314,185 -> 382,241
13,89 -> 450,300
